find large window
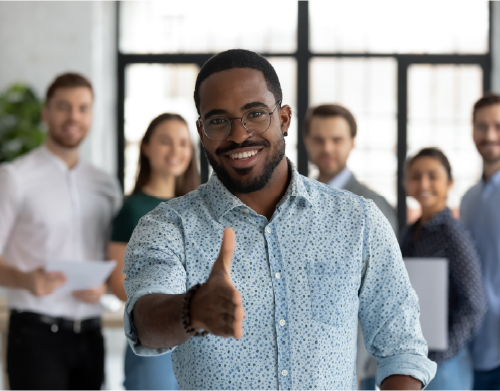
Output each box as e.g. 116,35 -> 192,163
117,1 -> 491,228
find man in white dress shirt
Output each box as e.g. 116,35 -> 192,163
0,73 -> 121,389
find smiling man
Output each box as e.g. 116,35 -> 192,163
123,49 -> 436,390
461,94 -> 500,390
0,73 -> 121,389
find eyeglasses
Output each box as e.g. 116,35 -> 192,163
198,101 -> 282,141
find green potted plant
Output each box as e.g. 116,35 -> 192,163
0,84 -> 45,163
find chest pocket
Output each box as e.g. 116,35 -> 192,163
307,260 -> 359,326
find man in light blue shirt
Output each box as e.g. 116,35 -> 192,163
123,49 -> 436,390
461,94 -> 500,390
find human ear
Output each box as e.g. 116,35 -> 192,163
279,105 -> 292,137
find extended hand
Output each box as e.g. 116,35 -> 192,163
190,227 -> 244,339
25,268 -> 66,296
72,283 -> 107,304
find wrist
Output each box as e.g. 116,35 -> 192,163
181,283 -> 208,336
12,268 -> 30,291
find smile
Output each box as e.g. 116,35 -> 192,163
229,150 -> 259,160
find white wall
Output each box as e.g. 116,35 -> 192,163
0,1 -> 118,177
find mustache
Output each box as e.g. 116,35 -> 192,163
480,141 -> 500,147
215,139 -> 269,156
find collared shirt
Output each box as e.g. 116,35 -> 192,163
326,167 -> 352,190
0,146 -> 122,319
461,169 -> 500,371
124,163 -> 436,390
400,207 -> 487,365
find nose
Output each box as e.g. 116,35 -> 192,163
324,140 -> 335,154
420,175 -> 430,190
225,118 -> 251,144
69,106 -> 80,122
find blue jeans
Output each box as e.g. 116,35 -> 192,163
426,348 -> 473,390
474,365 -> 500,390
124,345 -> 179,390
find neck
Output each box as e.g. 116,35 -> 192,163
419,203 -> 446,226
317,166 -> 346,184
483,159 -> 500,182
235,158 -> 290,220
45,137 -> 80,169
142,171 -> 176,198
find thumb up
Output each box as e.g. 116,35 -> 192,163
190,228 -> 245,339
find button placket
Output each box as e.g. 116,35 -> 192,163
265,224 -> 292,390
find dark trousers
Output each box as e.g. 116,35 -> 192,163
474,366 -> 500,390
7,311 -> 105,390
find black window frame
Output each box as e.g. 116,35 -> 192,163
116,1 -> 492,230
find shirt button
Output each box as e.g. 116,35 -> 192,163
279,319 -> 286,326
266,226 -> 272,233
243,208 -> 249,214
275,272 -> 281,279
281,370 -> 288,376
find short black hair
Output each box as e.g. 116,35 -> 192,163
194,49 -> 282,115
406,147 -> 453,182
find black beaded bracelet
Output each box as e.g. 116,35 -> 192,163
181,283 -> 208,337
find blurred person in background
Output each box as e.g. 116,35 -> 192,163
401,147 -> 487,390
108,113 -> 200,390
0,73 -> 122,390
461,94 -> 500,390
303,104 -> 398,390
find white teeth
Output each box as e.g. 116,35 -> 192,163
229,150 -> 258,159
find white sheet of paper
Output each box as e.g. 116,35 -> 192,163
46,260 -> 117,294
404,258 -> 448,351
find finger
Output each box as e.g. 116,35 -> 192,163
211,228 -> 235,277
46,272 -> 66,283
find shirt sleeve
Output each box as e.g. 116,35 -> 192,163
433,223 -> 487,362
0,164 -> 21,255
122,203 -> 187,356
358,200 -> 437,388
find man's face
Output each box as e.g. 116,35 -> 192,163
304,116 -> 355,178
197,68 -> 291,194
42,87 -> 93,149
473,104 -> 500,164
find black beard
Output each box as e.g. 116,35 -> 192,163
204,136 -> 286,194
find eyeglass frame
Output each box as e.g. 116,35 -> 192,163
197,100 -> 282,141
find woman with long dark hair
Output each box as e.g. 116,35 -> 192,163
401,147 -> 487,390
108,113 -> 199,390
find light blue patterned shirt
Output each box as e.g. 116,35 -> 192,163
123,163 -> 436,390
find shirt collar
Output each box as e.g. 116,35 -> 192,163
485,168 -> 500,188
203,159 -> 314,222
40,145 -> 82,173
326,167 -> 352,190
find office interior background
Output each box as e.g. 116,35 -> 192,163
0,1 -> 499,389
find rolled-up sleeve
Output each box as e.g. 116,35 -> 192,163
358,201 -> 437,388
123,204 -> 187,356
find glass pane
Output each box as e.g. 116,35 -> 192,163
407,64 -> 483,221
267,57 -> 298,167
310,58 -> 397,207
310,1 -> 489,54
124,64 -> 200,194
120,1 -> 297,54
